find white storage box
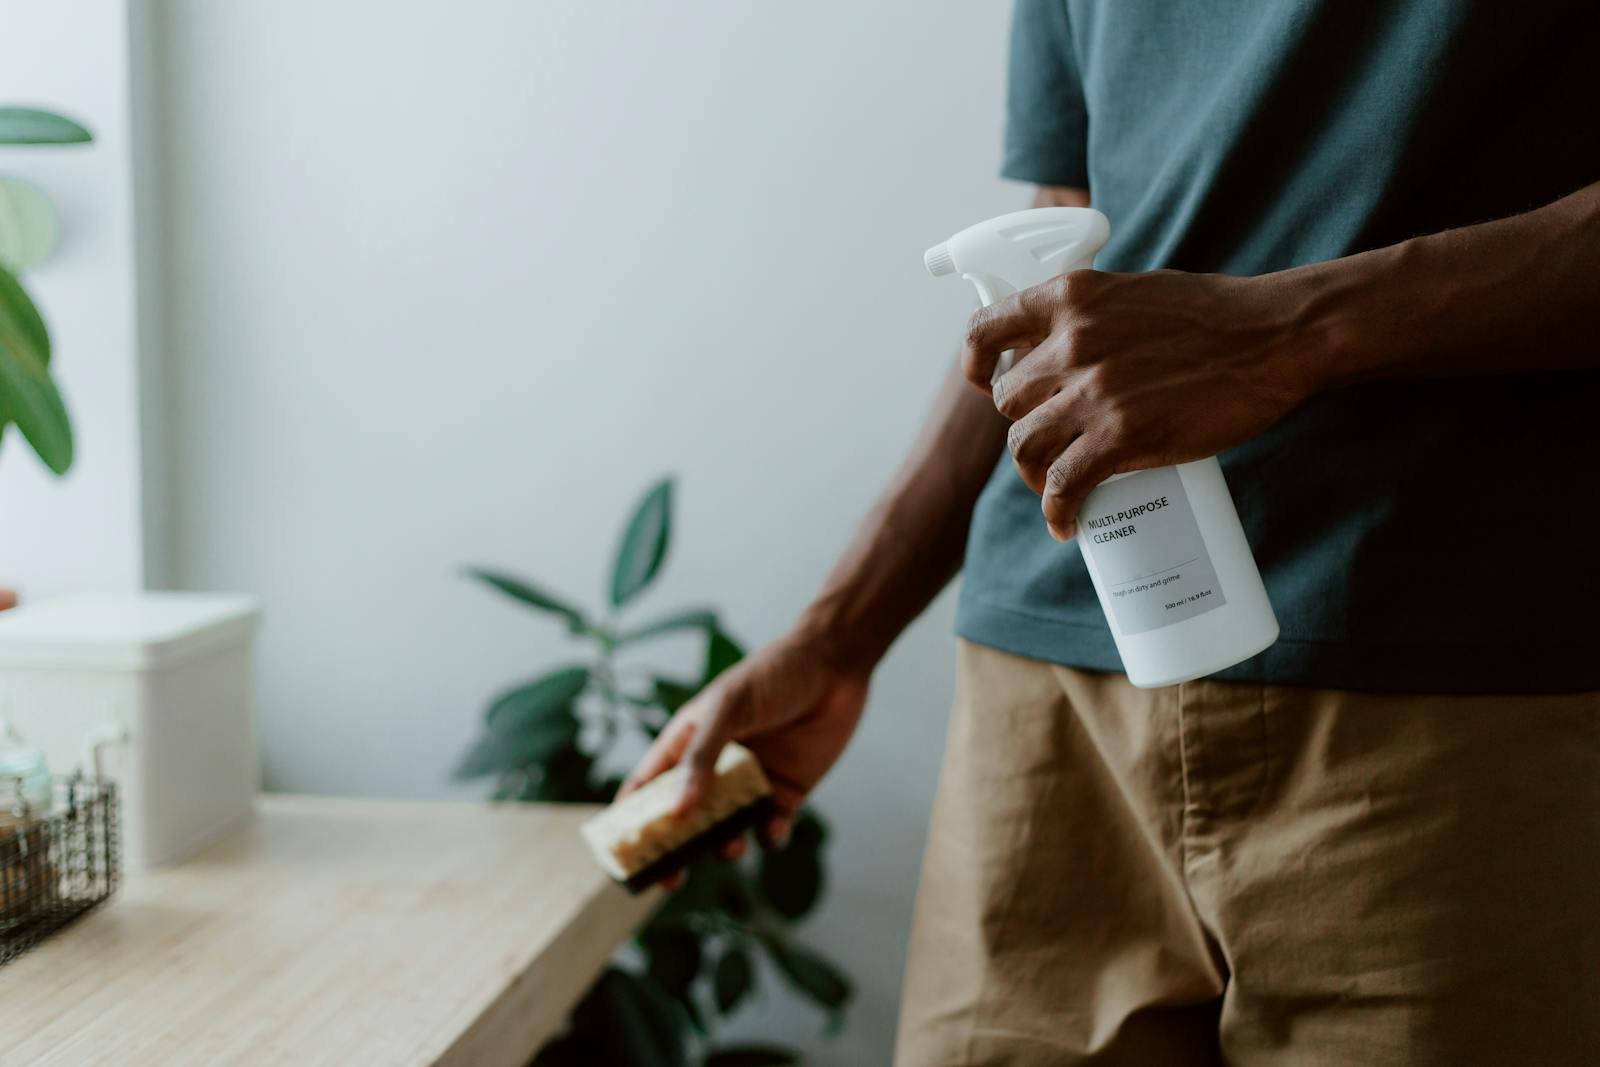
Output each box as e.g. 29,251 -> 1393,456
0,593 -> 260,871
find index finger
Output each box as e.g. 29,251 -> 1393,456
961,285 -> 1055,390
617,715 -> 694,798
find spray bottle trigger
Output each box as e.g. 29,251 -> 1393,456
962,273 -> 1020,383
963,272 -> 1015,308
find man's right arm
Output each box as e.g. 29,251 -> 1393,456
621,187 -> 1087,858
785,186 -> 1089,669
792,342 -> 1010,669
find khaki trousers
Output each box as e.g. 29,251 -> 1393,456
896,641 -> 1600,1066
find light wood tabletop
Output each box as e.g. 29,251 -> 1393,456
0,794 -> 660,1066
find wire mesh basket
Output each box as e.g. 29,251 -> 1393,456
1,774 -> 120,967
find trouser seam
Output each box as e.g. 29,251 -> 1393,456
1248,682 -> 1271,819
958,672 -> 1034,1066
1177,682 -> 1202,878
1175,683 -> 1223,971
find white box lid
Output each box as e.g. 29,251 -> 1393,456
0,593 -> 260,671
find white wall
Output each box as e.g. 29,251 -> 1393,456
153,2 -> 1019,1062
0,0 -> 151,595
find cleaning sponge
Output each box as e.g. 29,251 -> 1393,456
581,742 -> 773,893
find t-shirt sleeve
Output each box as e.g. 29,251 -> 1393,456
1001,0 -> 1090,188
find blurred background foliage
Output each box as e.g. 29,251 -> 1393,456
0,106 -> 91,476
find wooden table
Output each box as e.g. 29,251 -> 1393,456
0,795 -> 659,1066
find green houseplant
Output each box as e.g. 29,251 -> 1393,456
455,477 -> 852,1067
0,106 -> 92,476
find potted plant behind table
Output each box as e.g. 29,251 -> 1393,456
455,476 -> 853,1067
0,107 -> 93,608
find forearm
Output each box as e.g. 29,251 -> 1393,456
792,186 -> 1088,671
1281,180 -> 1600,392
795,358 -> 1007,672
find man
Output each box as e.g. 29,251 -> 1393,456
624,1 -> 1600,1062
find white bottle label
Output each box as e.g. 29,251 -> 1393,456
1079,467 -> 1226,635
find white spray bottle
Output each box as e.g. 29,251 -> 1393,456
926,207 -> 1278,687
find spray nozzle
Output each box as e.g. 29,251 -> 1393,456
923,243 -> 956,277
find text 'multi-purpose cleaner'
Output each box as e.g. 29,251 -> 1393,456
926,207 -> 1279,687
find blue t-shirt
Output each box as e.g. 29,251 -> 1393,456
958,0 -> 1600,692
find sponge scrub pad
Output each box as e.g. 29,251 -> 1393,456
581,742 -> 773,892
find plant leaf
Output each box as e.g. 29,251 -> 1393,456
0,267 -> 71,474
532,745 -> 602,803
452,708 -> 580,780
0,262 -> 48,362
610,477 -> 673,608
704,1047 -> 800,1067
654,857 -> 739,925
715,869 -> 757,921
569,967 -> 689,1067
703,629 -> 744,687
760,936 -> 852,1015
530,1032 -> 593,1067
0,107 -> 92,145
484,665 -> 590,735
675,988 -> 706,1036
651,676 -> 698,715
463,566 -> 590,634
641,922 -> 701,995
0,178 -> 59,272
713,946 -> 754,1014
451,733 -> 510,780
794,808 -> 829,845
616,606 -> 717,646
758,816 -> 823,921
614,604 -> 716,646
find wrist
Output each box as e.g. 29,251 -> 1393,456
1246,266 -> 1346,401
791,598 -> 890,679
1269,239 -> 1438,394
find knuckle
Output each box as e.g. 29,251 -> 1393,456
1106,411 -> 1135,442
963,309 -> 993,352
1005,417 -> 1030,457
1069,268 -> 1102,298
1055,268 -> 1091,308
995,387 -> 1029,421
1063,317 -> 1094,360
1100,396 -> 1140,440
1043,458 -> 1076,498
960,349 -> 983,384
1057,324 -> 1084,367
991,374 -> 1010,410
993,377 -> 1027,419
1067,308 -> 1110,363
1081,361 -> 1114,398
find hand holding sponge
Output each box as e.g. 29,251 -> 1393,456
580,743 -> 773,893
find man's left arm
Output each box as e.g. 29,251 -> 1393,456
964,180 -> 1600,539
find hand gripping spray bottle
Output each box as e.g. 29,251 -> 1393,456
926,207 -> 1278,686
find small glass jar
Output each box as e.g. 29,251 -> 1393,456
2,726 -> 56,934
0,721 -> 52,815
